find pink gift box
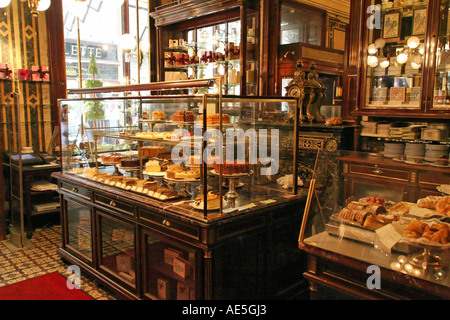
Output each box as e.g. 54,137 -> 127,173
0,63 -> 12,80
18,69 -> 31,81
31,66 -> 50,81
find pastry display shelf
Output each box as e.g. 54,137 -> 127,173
360,135 -> 450,145
164,58 -> 256,70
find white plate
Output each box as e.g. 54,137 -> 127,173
404,160 -> 428,166
210,169 -> 251,177
429,163 -> 450,168
143,171 -> 166,177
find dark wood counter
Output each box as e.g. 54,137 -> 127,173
299,232 -> 450,300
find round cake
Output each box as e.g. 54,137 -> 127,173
214,161 -> 249,175
152,110 -> 166,120
171,110 -> 195,122
120,157 -> 140,168
141,146 -> 165,158
199,114 -> 231,125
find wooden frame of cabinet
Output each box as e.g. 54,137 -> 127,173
345,0 -> 450,119
339,153 -> 450,202
150,0 -> 260,96
54,172 -> 308,300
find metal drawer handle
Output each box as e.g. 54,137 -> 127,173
372,166 -> 383,175
109,201 -> 117,207
72,187 -> 78,193
162,219 -> 172,228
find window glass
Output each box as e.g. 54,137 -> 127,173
63,0 -> 150,89
280,4 -> 323,45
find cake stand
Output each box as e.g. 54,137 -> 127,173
211,169 -> 252,208
116,164 -> 141,177
163,174 -> 200,198
405,239 -> 448,269
100,161 -> 123,176
138,119 -> 165,131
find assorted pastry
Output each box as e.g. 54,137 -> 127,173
403,219 -> 449,245
77,170 -> 180,200
336,200 -> 399,230
417,195 -> 450,216
194,192 -> 221,208
199,113 -> 231,125
214,161 -> 250,175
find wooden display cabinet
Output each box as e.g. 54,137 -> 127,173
344,0 -> 450,119
150,0 -> 260,96
55,173 -> 308,300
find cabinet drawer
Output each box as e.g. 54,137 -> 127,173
417,171 -> 450,187
94,194 -> 135,216
61,182 -> 91,199
349,164 -> 410,182
139,209 -> 200,240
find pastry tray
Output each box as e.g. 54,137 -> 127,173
326,215 -> 415,254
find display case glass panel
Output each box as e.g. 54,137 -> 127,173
299,149 -> 450,288
99,213 -> 136,286
59,84 -> 299,218
364,0 -> 428,109
66,199 -> 92,260
144,232 -> 197,300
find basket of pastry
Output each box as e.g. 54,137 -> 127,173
403,219 -> 450,249
333,200 -> 400,230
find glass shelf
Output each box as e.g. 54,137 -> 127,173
164,59 -> 256,70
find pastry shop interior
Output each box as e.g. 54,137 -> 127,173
0,0 -> 449,302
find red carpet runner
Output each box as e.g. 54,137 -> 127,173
0,272 -> 93,300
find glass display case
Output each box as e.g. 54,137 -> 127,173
364,0 -> 428,110
432,0 -> 450,110
298,149 -> 450,299
151,0 -> 259,96
58,79 -> 301,218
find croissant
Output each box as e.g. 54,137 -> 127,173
403,219 -> 427,239
436,197 -> 450,216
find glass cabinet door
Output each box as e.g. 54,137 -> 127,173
364,0 -> 429,110
65,199 -> 93,262
431,0 -> 450,109
143,231 -> 197,300
98,213 -> 136,287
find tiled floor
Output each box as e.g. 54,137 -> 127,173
0,225 -> 118,300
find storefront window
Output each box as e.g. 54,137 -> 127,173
63,0 -> 149,89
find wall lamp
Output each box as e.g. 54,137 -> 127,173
0,0 -> 51,15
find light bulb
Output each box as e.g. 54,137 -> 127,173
368,55 -> 378,67
407,36 -> 420,49
368,44 -> 378,55
397,52 -> 408,64
0,0 -> 10,8
379,58 -> 390,68
65,0 -> 86,18
120,33 -> 136,51
140,39 -> 150,53
411,61 -> 421,69
374,38 -> 386,49
418,43 -> 425,55
37,0 -> 51,11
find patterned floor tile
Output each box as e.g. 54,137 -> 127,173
0,225 -> 118,300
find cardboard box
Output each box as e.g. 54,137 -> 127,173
157,278 -> 169,300
173,256 -> 190,279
